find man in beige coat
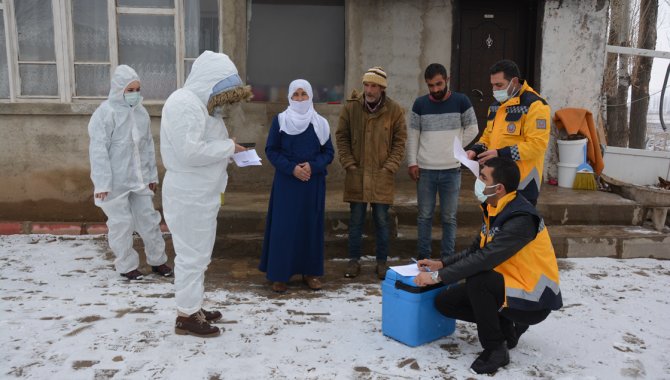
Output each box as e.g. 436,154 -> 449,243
336,66 -> 407,280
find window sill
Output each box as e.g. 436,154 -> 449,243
0,102 -> 165,117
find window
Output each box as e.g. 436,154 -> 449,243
247,0 -> 344,103
0,0 -> 221,102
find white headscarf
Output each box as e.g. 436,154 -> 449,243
278,79 -> 330,145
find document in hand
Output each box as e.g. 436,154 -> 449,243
453,136 -> 479,177
388,263 -> 422,277
233,149 -> 262,167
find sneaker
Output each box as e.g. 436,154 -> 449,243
271,282 -> 287,293
120,269 -> 144,280
470,344 -> 510,375
175,310 -> 221,337
344,260 -> 361,278
200,308 -> 222,323
303,275 -> 322,290
375,261 -> 388,280
151,264 -> 174,277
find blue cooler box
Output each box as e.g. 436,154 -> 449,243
381,268 -> 455,347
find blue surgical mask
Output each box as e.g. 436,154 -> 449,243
124,92 -> 141,107
492,81 -> 513,104
474,178 -> 499,203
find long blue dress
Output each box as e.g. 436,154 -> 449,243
259,116 -> 335,282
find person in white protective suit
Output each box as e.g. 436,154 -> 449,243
88,65 -> 173,281
161,51 -> 250,337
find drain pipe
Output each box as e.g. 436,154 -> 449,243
660,62 -> 669,132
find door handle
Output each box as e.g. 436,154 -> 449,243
471,89 -> 484,102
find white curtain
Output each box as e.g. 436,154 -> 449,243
72,0 -> 109,97
118,14 -> 176,100
184,0 -> 200,58
15,0 -> 58,96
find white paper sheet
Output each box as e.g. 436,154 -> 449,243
453,136 -> 480,177
233,149 -> 262,167
388,263 -> 422,277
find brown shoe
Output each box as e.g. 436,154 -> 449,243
175,310 -> 221,337
201,308 -> 222,323
151,264 -> 173,277
303,276 -> 322,290
120,269 -> 144,280
344,260 -> 360,278
272,282 -> 287,293
375,261 -> 388,280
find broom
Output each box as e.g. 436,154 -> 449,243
573,143 -> 597,190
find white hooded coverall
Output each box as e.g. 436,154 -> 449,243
88,65 -> 167,274
160,51 -> 238,315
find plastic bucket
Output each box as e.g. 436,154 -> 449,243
557,139 -> 587,165
557,162 -> 579,188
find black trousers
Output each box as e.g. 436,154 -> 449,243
434,270 -> 551,350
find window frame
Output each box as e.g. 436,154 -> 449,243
0,0 -> 223,103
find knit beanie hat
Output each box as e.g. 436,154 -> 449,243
362,66 -> 387,88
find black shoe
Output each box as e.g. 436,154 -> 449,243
152,264 -> 174,277
470,344 -> 510,375
344,260 -> 360,278
120,269 -> 144,280
375,261 -> 387,280
502,318 -> 529,349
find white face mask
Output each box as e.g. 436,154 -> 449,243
492,80 -> 513,103
124,92 -> 141,107
474,178 -> 499,203
289,99 -> 311,114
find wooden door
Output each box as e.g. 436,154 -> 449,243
453,0 -> 539,134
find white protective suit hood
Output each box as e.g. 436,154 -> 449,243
183,50 -> 242,107
108,65 -> 142,108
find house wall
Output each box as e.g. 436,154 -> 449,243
0,0 -> 609,221
540,0 -> 609,180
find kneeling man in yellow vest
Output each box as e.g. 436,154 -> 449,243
414,157 -> 562,375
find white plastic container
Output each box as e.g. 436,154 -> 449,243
557,162 -> 579,188
557,139 -> 587,165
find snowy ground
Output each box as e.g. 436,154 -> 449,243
1,235 -> 669,379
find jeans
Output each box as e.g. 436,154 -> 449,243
348,202 -> 390,262
416,168 -> 461,260
434,271 -> 551,350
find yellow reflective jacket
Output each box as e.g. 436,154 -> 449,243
481,192 -> 562,311
474,81 -> 551,204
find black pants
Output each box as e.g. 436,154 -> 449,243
434,270 -> 551,350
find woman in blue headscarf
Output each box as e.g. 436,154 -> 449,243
259,79 -> 334,293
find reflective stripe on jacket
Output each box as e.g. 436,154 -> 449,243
481,193 -> 563,311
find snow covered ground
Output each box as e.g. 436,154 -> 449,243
1,234 -> 669,379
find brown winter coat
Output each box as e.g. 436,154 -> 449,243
335,90 -> 407,204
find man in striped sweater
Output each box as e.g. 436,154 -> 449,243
407,63 -> 479,260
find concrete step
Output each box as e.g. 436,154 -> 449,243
217,185 -> 643,236
213,223 -> 670,260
